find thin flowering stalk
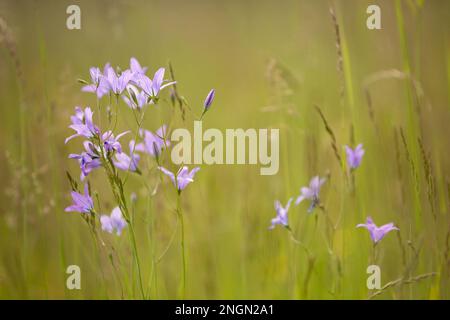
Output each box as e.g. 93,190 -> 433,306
176,191 -> 186,299
94,134 -> 146,299
286,226 -> 316,299
269,198 -> 315,299
158,166 -> 200,298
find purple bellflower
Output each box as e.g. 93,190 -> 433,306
135,125 -> 170,157
104,66 -> 133,95
100,207 -> 127,236
81,65 -> 110,98
357,216 -> 399,244
134,68 -> 176,99
69,141 -> 101,180
65,106 -> 99,144
123,85 -> 149,110
65,183 -> 94,214
295,176 -> 326,212
158,166 -> 200,192
130,57 -> 147,76
102,130 -> 130,154
269,198 -> 293,230
345,144 -> 365,170
113,141 -> 140,172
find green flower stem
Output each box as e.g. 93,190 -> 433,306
99,140 -> 146,299
176,191 -> 186,299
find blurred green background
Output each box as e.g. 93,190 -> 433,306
0,0 -> 449,299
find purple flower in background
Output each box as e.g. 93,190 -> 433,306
123,85 -> 149,110
345,144 -> 365,170
101,207 -> 127,236
104,66 -> 133,95
357,216 -> 399,244
158,166 -> 200,191
135,125 -> 170,157
269,198 -> 293,230
295,176 -> 326,212
65,183 -> 94,214
102,130 -> 130,153
81,65 -> 110,98
65,106 -> 99,143
69,141 -> 101,180
113,141 -> 140,172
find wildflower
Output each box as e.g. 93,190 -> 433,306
81,65 -> 110,98
357,216 -> 399,244
151,68 -> 166,96
123,85 -> 148,110
65,183 -> 94,214
104,66 -> 133,95
135,125 -> 170,157
65,106 -> 99,143
102,130 -> 130,153
100,207 -> 127,236
69,141 -> 101,180
158,166 -> 200,191
200,89 -> 215,119
295,176 -> 326,212
134,68 -> 176,99
130,57 -> 147,76
113,141 -> 140,172
345,144 -> 365,170
269,198 -> 293,230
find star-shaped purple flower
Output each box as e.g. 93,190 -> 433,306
158,166 -> 200,191
69,141 -> 101,180
81,65 -> 111,98
113,141 -> 140,172
134,68 -> 176,99
295,176 -> 326,212
104,66 -> 133,95
356,216 -> 399,244
102,130 -> 130,154
130,57 -> 147,77
100,207 -> 127,236
65,106 -> 99,144
123,85 -> 149,110
345,144 -> 365,170
65,183 -> 94,214
269,198 -> 293,230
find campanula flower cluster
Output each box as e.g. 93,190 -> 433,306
65,58 -> 211,237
